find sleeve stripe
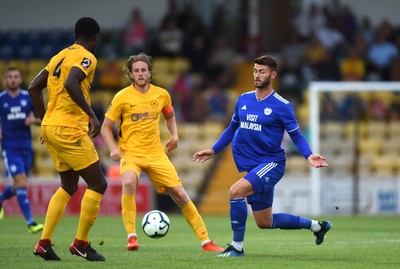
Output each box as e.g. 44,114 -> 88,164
287,126 -> 299,132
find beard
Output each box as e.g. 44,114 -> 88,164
255,76 -> 271,89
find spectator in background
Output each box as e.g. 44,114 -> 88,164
367,25 -> 398,80
358,16 -> 375,45
340,45 -> 366,81
368,98 -> 388,121
280,27 -> 308,97
335,5 -> 358,42
182,34 -> 209,75
315,50 -> 340,81
292,3 -> 326,41
320,93 -> 339,122
157,17 -> 183,57
160,0 -> 186,31
182,83 -> 209,123
301,35 -> 328,82
170,68 -> 194,122
205,83 -> 229,122
389,31 -> 400,81
97,53 -> 124,90
315,18 -> 345,51
122,8 -> 147,56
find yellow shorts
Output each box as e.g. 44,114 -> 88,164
41,125 -> 99,172
121,153 -> 182,193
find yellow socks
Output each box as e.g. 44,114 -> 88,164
41,187 -> 71,240
121,193 -> 136,234
75,189 -> 103,241
181,201 -> 209,242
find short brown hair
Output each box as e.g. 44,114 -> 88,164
123,52 -> 154,82
254,55 -> 278,72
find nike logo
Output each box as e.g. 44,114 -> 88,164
38,246 -> 47,253
73,246 -> 87,258
159,225 -> 167,230
130,104 -> 137,107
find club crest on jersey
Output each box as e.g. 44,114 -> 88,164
81,58 -> 92,70
151,100 -> 158,107
264,107 -> 272,115
20,100 -> 27,107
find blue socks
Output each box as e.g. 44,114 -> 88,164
230,198 -> 247,242
0,186 -> 35,225
16,187 -> 34,225
271,213 -> 311,229
0,184 -> 15,203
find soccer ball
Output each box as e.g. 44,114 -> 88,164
141,210 -> 170,238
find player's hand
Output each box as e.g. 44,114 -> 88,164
110,148 -> 122,162
166,135 -> 178,153
25,114 -> 37,126
193,149 -> 215,163
307,153 -> 328,168
88,116 -> 101,138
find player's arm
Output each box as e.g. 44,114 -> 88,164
193,118 -> 239,163
101,117 -> 122,162
288,128 -> 328,168
64,67 -> 100,138
163,107 -> 178,153
28,68 -> 49,121
25,112 -> 41,126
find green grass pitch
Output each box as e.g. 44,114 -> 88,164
0,214 -> 399,269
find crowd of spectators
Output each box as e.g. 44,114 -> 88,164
1,1 -> 400,124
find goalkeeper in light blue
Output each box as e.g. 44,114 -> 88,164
193,55 -> 331,257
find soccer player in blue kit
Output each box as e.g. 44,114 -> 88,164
193,55 -> 331,257
0,67 -> 43,233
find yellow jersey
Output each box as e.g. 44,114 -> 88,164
43,43 -> 97,131
105,84 -> 173,156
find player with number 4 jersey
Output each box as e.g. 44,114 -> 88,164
28,17 -> 107,262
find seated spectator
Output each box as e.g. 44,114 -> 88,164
335,5 -> 358,42
316,18 -> 345,51
368,98 -> 388,121
98,54 -> 124,90
301,35 -> 328,82
182,34 -> 209,75
122,8 -> 147,56
358,16 -> 375,45
170,68 -> 194,122
204,83 -> 229,122
340,46 -> 366,81
367,26 -> 398,80
157,18 -> 183,57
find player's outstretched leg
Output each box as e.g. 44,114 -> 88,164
69,239 -> 105,261
33,239 -> 61,261
314,221 -> 332,245
217,244 -> 245,257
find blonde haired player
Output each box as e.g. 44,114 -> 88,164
101,52 -> 224,252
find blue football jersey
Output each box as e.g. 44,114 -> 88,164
0,90 -> 35,150
231,90 -> 300,172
